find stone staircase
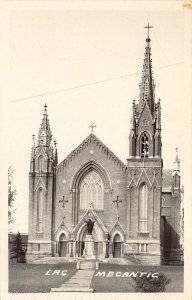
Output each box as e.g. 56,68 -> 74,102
77,259 -> 99,270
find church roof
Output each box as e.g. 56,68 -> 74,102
162,169 -> 173,193
57,133 -> 127,171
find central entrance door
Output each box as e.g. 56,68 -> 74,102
113,234 -> 122,258
59,233 -> 67,257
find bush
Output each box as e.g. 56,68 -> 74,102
133,271 -> 171,292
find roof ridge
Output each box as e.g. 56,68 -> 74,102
57,133 -> 127,171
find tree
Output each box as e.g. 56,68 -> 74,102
8,166 -> 17,225
133,271 -> 171,292
10,231 -> 26,263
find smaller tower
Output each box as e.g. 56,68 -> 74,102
27,104 -> 58,262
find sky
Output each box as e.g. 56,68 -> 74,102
2,4 -> 190,233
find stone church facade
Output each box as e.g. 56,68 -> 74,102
27,31 -> 182,265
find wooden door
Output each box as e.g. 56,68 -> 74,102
114,242 -> 121,258
60,241 -> 67,257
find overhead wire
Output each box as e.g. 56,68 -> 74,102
9,61 -> 183,103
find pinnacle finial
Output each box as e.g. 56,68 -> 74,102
174,147 -> 180,172
32,134 -> 35,145
44,103 -> 47,113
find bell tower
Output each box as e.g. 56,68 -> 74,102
27,104 -> 58,262
126,24 -> 163,265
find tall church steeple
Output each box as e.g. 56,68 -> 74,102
129,23 -> 162,158
127,25 -> 163,260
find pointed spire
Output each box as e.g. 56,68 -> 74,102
138,23 -> 155,114
174,147 -> 180,172
38,103 -> 52,147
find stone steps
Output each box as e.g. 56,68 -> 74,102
105,258 -> 135,265
80,261 -> 96,270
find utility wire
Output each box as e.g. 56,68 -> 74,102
9,61 -> 183,103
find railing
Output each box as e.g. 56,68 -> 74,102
124,253 -> 141,265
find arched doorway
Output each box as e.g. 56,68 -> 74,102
113,234 -> 122,258
59,233 -> 68,257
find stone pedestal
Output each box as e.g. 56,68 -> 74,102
83,234 -> 96,259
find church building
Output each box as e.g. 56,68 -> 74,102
27,27 -> 182,265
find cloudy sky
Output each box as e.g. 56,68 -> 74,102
2,2 -> 190,233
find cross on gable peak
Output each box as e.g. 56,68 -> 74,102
89,122 -> 96,133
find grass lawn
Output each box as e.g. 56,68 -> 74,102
9,261 -> 183,293
9,261 -> 76,293
91,264 -> 184,293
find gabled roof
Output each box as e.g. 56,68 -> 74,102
57,133 -> 127,171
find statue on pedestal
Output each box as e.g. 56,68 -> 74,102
85,218 -> 95,235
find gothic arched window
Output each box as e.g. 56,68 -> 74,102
141,133 -> 149,158
37,188 -> 43,232
80,171 -> 103,210
138,183 -> 148,232
38,155 -> 44,172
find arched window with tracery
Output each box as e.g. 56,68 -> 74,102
138,183 -> 148,232
37,188 -> 43,232
80,171 -> 104,209
141,133 -> 149,158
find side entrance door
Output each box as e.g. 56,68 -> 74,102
114,242 -> 121,258
59,233 -> 68,257
113,233 -> 122,258
60,241 -> 67,257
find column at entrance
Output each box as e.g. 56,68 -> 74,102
73,241 -> 76,257
109,241 -> 113,258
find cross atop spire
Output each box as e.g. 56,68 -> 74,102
144,22 -> 153,40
